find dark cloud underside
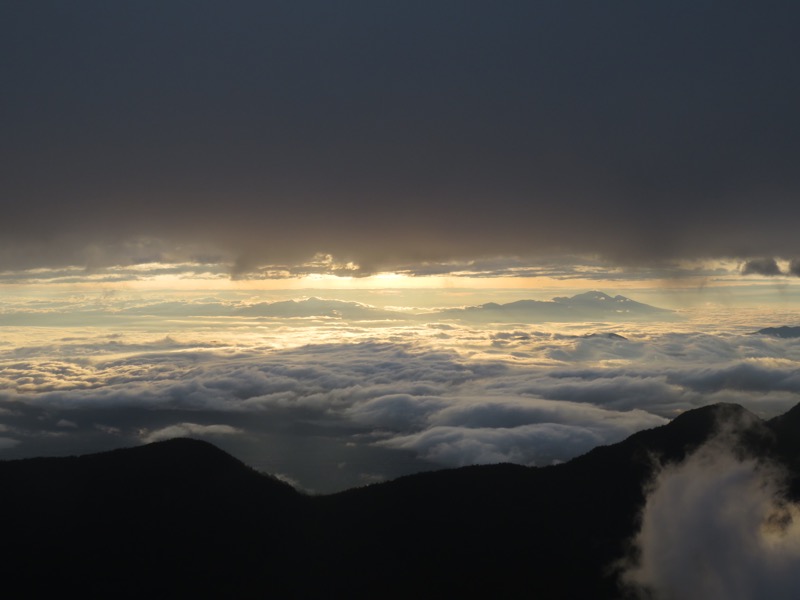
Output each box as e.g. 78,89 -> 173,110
2,2 -> 800,271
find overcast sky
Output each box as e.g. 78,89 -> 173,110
3,1 -> 800,276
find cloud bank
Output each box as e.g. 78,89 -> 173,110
3,297 -> 800,492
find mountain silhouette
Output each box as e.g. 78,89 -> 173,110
431,291 -> 673,323
2,403 -> 796,598
755,325 -> 800,338
235,297 -> 406,320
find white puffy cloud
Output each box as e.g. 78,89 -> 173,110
345,394 -> 448,431
623,437 -> 800,600
378,397 -> 666,467
2,305 -> 800,491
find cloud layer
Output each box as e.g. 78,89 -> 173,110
3,296 -> 800,491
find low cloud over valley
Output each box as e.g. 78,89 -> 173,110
3,293 -> 800,492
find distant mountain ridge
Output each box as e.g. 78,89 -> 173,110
0,291 -> 672,325
3,401 -> 797,598
755,325 -> 800,338
228,291 -> 673,323
431,290 -> 673,323
235,296 -> 403,320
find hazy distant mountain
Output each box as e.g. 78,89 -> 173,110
0,292 -> 671,326
431,291 -> 673,323
235,297 -> 406,320
0,297 -> 409,325
581,332 -> 629,340
755,325 -> 800,338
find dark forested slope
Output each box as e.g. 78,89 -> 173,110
1,403 -> 795,599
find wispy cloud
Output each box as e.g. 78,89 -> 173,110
141,423 -> 243,444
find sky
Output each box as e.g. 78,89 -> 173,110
3,1 -> 800,505
2,1 -> 800,280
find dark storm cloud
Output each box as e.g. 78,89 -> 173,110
739,257 -> 800,278
2,2 -> 800,273
742,258 -> 783,276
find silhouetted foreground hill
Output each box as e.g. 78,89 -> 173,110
1,439 -> 303,597
2,404 -> 797,598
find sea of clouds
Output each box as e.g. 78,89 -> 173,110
2,295 -> 800,492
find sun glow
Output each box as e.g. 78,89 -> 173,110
4,256 -> 800,314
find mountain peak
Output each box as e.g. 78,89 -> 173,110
439,291 -> 671,323
553,291 -> 637,305
667,402 -> 762,435
755,325 -> 800,338
574,290 -> 614,301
